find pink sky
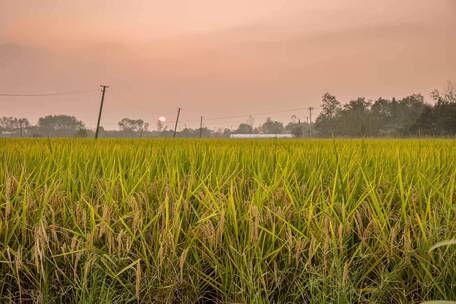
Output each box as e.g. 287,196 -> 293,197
1,0 -> 455,129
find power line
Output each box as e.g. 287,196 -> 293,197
1,85 -> 315,131
0,89 -> 98,97
164,106 -> 310,126
204,106 -> 308,122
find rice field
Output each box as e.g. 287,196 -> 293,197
0,139 -> 455,303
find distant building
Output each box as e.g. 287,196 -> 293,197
230,134 -> 294,139
0,130 -> 19,137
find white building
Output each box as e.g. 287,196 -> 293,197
230,134 -> 294,139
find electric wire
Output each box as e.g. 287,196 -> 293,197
0,89 -> 98,97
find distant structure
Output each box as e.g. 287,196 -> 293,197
0,131 -> 16,136
230,134 -> 294,139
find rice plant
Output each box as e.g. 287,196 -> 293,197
0,139 -> 455,303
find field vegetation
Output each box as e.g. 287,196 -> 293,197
0,139 -> 455,303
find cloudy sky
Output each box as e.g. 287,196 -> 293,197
1,0 -> 455,129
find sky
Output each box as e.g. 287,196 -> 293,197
1,0 -> 455,130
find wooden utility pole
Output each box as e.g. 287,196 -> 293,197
199,116 -> 203,138
308,107 -> 314,137
173,107 -> 181,138
95,85 -> 109,139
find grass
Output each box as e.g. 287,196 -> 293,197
0,138 -> 455,303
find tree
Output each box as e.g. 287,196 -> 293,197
412,84 -> 456,135
37,115 -> 85,136
234,123 -> 253,134
369,98 -> 391,135
314,92 -> 431,137
0,117 -> 30,131
396,94 -> 426,135
410,105 -> 436,135
223,128 -> 231,137
246,115 -> 255,128
286,121 -> 305,137
118,118 -> 147,132
431,82 -> 456,105
0,117 -> 30,137
321,93 -> 341,118
337,97 -> 372,136
75,128 -> 89,138
179,128 -> 196,137
157,119 -> 165,131
261,118 -> 284,134
315,93 -> 341,136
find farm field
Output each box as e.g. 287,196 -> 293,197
0,139 -> 455,303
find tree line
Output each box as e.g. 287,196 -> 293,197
1,84 -> 455,138
0,114 -> 311,138
315,84 -> 456,137
0,115 -> 87,137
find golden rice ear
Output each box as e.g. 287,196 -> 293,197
179,247 -> 190,281
428,240 -> 456,253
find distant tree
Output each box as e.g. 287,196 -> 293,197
338,97 -> 371,136
315,92 -> 431,137
344,97 -> 371,113
0,117 -> 30,136
0,117 -> 14,130
199,127 -> 212,137
315,93 -> 341,136
0,117 -> 30,130
321,93 -> 341,119
223,128 -> 231,137
285,121 -> 306,137
38,115 -> 84,136
287,114 -> 307,137
395,94 -> 426,135
290,115 -> 298,124
179,128 -> 196,137
75,128 -> 89,138
234,123 -> 254,134
118,118 -> 147,132
140,122 -> 149,137
246,115 -> 255,128
412,84 -> 456,135
431,82 -> 456,105
157,119 -> 165,131
410,104 -> 436,135
369,97 -> 391,135
19,118 -> 29,127
261,118 -> 284,134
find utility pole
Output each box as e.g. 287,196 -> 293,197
95,85 -> 109,139
19,120 -> 23,137
199,116 -> 203,138
173,107 -> 181,138
306,116 -> 309,137
308,107 -> 314,137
